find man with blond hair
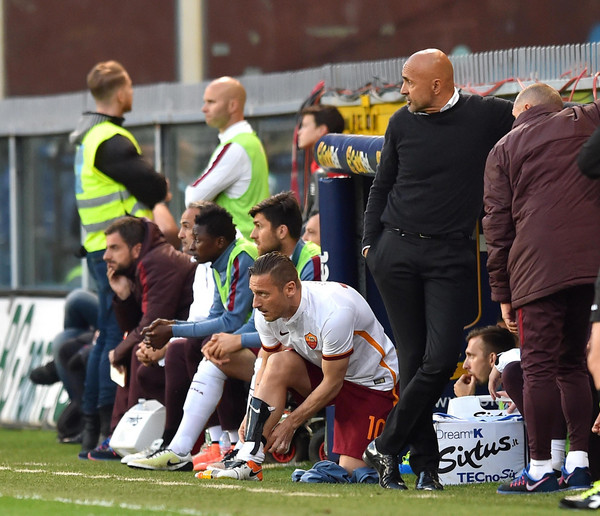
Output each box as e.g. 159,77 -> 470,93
70,60 -> 168,459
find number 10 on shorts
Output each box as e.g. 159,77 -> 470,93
366,415 -> 386,440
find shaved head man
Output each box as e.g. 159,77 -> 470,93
186,76 -> 269,239
362,49 -> 514,491
400,49 -> 455,114
202,77 -> 247,132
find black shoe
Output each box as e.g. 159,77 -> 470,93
88,437 -> 121,461
416,470 -> 443,491
29,361 -> 59,385
79,412 -> 100,458
362,440 -> 407,490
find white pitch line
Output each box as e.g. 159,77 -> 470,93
250,488 -> 339,497
1,464 -> 339,497
0,492 -> 214,516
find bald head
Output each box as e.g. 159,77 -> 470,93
401,49 -> 455,113
202,76 -> 247,131
210,76 -> 246,106
512,83 -> 563,119
408,49 -> 455,84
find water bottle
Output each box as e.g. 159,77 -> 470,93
218,431 -> 231,454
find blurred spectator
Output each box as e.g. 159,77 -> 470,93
302,211 -> 320,247
297,105 -> 345,218
30,288 -> 98,442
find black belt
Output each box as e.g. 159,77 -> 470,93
390,228 -> 471,240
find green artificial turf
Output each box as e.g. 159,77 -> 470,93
0,428 -> 573,515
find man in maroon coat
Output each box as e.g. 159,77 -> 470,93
483,83 -> 600,494
87,216 -> 196,459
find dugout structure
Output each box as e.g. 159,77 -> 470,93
2,43 -> 600,428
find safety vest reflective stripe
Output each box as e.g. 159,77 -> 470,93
130,201 -> 147,215
76,190 -> 131,209
82,215 -> 130,234
75,121 -> 153,252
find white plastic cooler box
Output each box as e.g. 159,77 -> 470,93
109,399 -> 166,457
434,395 -> 528,485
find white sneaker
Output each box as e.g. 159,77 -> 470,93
200,459 -> 262,481
205,448 -> 238,471
121,438 -> 164,465
128,448 -> 193,471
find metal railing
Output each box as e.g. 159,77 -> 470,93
2,42 -> 600,136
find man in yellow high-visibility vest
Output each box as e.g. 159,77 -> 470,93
70,60 -> 168,460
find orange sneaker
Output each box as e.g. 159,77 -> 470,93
192,442 -> 220,469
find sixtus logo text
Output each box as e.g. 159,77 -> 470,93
438,427 -> 519,473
